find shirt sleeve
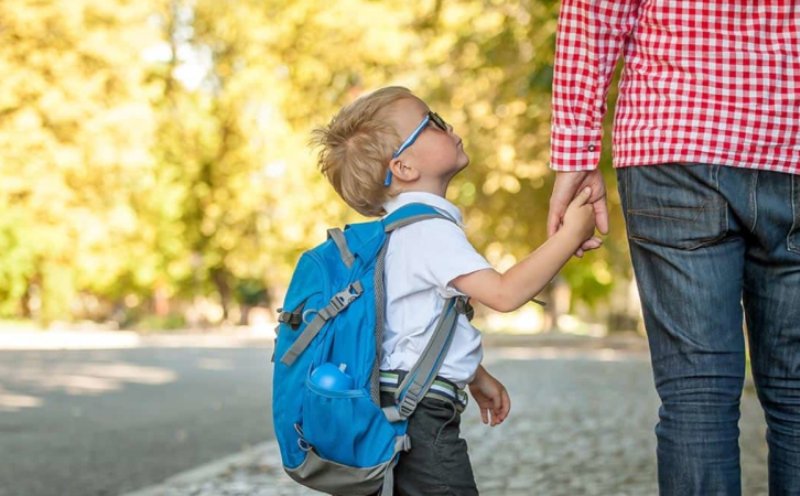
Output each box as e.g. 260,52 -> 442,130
407,219 -> 493,299
550,0 -> 642,171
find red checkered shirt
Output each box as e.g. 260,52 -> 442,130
550,0 -> 800,174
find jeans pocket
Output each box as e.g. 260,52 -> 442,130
430,400 -> 459,446
788,175 -> 800,254
623,164 -> 728,251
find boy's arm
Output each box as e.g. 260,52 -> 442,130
452,187 -> 594,312
453,230 -> 581,312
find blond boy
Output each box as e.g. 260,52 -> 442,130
312,86 -> 597,495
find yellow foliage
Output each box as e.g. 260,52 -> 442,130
0,0 -> 628,323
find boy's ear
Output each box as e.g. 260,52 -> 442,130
388,157 -> 420,182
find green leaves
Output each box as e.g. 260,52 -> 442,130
0,0 -> 629,325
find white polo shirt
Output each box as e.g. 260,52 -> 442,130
381,192 -> 492,388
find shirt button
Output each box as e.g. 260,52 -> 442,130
588,144 -> 596,152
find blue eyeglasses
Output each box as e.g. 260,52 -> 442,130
384,111 -> 449,187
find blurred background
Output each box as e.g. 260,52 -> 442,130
0,0 -> 640,336
1,3 -> 775,496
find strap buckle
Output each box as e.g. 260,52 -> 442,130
328,282 -> 363,313
455,297 -> 474,321
278,311 -> 302,329
398,391 -> 419,419
277,304 -> 305,330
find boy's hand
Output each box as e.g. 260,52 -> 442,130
561,187 -> 597,246
468,366 -> 510,426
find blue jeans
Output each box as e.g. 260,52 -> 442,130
617,163 -> 800,495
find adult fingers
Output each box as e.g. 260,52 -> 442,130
593,194 -> 610,235
547,205 -> 565,238
548,173 -> 586,237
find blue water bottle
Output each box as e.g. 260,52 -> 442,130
310,363 -> 354,391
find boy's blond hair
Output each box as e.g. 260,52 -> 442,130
311,86 -> 413,217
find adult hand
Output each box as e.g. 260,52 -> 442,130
547,169 -> 608,257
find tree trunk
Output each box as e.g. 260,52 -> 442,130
211,267 -> 232,322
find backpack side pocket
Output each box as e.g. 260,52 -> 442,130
301,376 -> 401,467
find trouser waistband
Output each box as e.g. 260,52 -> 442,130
379,370 -> 468,412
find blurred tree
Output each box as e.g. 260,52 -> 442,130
389,1 -> 629,315
0,0 -> 633,328
0,0 -> 159,322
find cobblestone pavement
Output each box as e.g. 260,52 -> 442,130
127,346 -> 769,496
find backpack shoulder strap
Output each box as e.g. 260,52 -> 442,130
378,203 -> 471,422
383,202 -> 456,232
382,294 -> 468,422
327,228 -> 355,268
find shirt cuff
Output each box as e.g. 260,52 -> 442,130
549,126 -> 603,171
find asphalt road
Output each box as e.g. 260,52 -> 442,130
0,345 -> 275,496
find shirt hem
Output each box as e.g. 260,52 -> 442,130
611,139 -> 800,175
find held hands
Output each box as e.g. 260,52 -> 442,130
547,169 -> 608,256
562,186 -> 597,244
468,365 -> 510,426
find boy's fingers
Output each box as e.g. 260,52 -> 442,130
490,391 -> 509,426
488,397 -> 498,425
480,407 -> 488,425
570,187 -> 592,207
582,237 -> 603,249
494,406 -> 504,425
493,411 -> 503,425
579,237 -> 603,253
501,389 -> 511,417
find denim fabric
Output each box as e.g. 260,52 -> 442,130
379,393 -> 478,496
617,163 -> 800,495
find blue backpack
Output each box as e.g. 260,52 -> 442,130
272,203 -> 469,495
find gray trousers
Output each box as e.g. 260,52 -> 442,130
379,392 -> 478,496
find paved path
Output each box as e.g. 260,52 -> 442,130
128,346 -> 770,496
0,345 -> 273,496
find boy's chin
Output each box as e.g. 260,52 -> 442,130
449,164 -> 468,178
447,156 -> 469,179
